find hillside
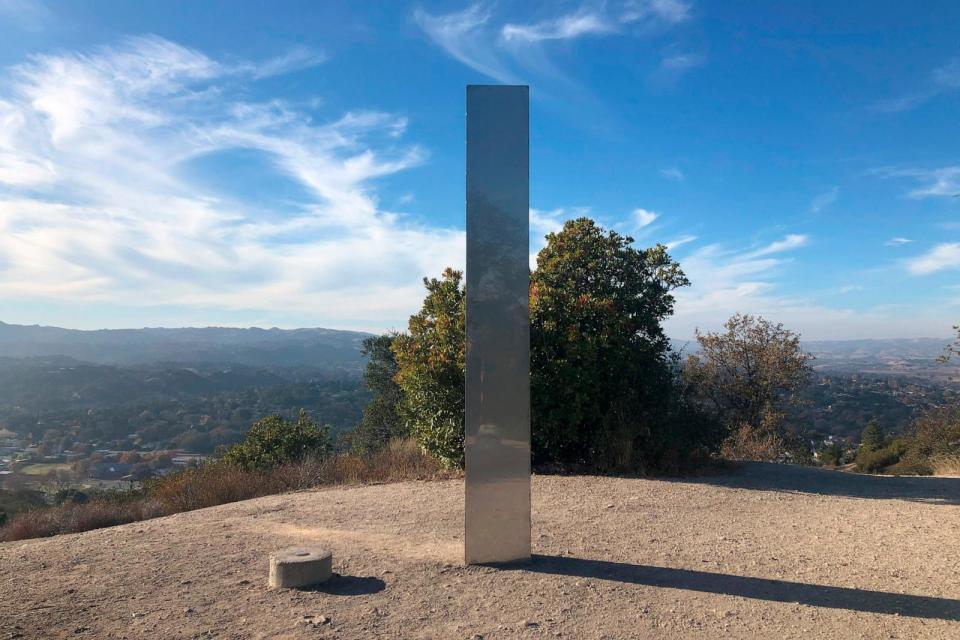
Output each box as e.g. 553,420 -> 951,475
0,322 -> 371,371
2,463 -> 959,639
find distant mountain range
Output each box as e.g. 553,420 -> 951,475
0,321 -> 954,379
0,322 -> 373,372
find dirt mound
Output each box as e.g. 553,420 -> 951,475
2,463 -> 959,639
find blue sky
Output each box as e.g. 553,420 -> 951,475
0,0 -> 958,339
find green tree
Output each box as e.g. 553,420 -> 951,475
817,441 -> 844,466
859,418 -> 886,451
685,313 -> 814,460
351,334 -> 406,454
392,268 -> 466,467
530,218 -> 697,471
220,409 -> 331,471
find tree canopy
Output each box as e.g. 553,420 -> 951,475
391,268 -> 466,468
684,313 -> 814,460
220,409 -> 331,471
530,218 -> 697,470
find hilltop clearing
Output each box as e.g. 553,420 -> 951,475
2,463 -> 959,639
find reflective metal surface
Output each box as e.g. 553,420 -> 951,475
464,85 -> 531,565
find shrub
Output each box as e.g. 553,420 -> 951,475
888,408 -> 960,475
220,409 -> 332,471
856,439 -> 907,474
721,421 -> 786,462
145,463 -> 285,513
931,455 -> 960,476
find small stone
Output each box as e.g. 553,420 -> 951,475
183,608 -> 194,614
318,616 -> 331,625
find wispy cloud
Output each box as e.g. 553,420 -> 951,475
235,46 -> 327,80
665,234 -> 697,250
412,4 -> 517,83
668,233 -> 811,334
907,243 -> 960,275
502,10 -> 615,43
872,57 -> 960,113
885,237 -> 913,246
415,2 -> 696,85
656,50 -> 704,78
809,186 -> 838,214
659,166 -> 685,181
620,0 -> 692,25
0,36 -> 464,329
876,166 -> 960,199
745,234 -> 809,258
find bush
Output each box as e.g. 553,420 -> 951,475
888,408 -> 960,475
145,463 -> 285,513
220,409 -> 332,471
856,439 -> 907,474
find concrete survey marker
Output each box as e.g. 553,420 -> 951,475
268,547 -> 333,589
464,85 -> 531,565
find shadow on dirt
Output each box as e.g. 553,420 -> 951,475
676,461 -> 960,505
524,554 -> 960,621
304,574 -> 386,596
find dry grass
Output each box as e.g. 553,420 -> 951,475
0,439 -> 449,543
931,454 -> 960,477
719,424 -> 785,462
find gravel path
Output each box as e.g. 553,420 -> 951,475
2,463 -> 959,639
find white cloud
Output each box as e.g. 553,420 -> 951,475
659,167 -> 684,181
0,36 -> 464,330
632,207 -> 659,228
658,51 -> 704,74
415,2 -> 696,85
413,4 -> 517,83
809,186 -> 838,213
663,233 -> 948,340
502,10 -> 615,43
620,0 -> 692,25
744,234 -> 809,258
872,57 -> 960,113
907,243 -> 960,275
665,234 -> 697,250
875,165 -> 960,198
885,237 -> 913,246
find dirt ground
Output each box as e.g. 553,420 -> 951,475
2,462 -> 959,640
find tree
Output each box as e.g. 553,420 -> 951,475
859,418 -> 886,451
685,313 -> 814,460
530,218 -> 699,471
939,326 -> 960,363
220,409 -> 332,471
392,268 -> 466,467
817,441 -> 844,466
351,334 -> 406,454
